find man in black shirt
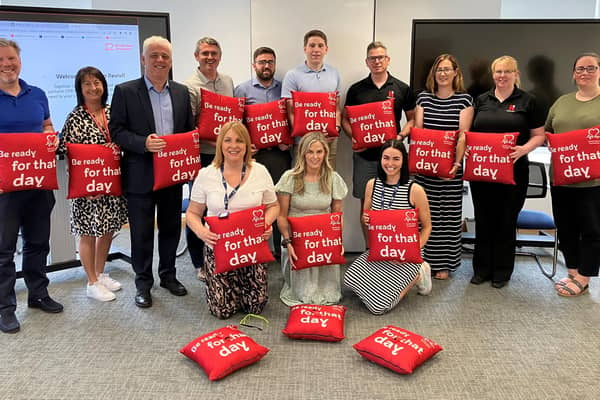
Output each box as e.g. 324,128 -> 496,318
341,41 -> 416,245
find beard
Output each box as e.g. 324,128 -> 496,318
256,68 -> 273,81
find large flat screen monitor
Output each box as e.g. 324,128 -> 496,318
0,6 -> 170,130
411,19 -> 600,116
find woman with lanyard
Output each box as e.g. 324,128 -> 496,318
344,139 -> 432,315
276,131 -> 348,305
186,121 -> 279,319
59,66 -> 127,302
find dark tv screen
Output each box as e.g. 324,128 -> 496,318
0,6 -> 170,130
411,19 -> 600,115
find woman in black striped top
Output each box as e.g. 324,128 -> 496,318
344,140 -> 432,315
414,54 -> 473,280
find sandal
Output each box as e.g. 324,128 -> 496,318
433,270 -> 450,280
556,278 -> 589,297
554,274 -> 575,288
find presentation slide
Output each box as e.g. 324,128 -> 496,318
0,20 -> 141,130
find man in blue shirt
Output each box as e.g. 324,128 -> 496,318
282,30 -> 342,167
110,36 -> 195,308
235,47 -> 290,258
0,38 -> 63,334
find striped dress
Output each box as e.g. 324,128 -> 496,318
344,179 -> 422,315
414,92 -> 472,272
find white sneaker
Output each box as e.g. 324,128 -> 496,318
97,273 -> 122,292
416,262 -> 432,296
86,282 -> 116,302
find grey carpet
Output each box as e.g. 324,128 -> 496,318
1,237 -> 599,400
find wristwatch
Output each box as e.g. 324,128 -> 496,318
281,238 -> 293,247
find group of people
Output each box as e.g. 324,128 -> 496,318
1,28 -> 599,333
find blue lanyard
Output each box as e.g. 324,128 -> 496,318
380,179 -> 401,210
221,163 -> 246,211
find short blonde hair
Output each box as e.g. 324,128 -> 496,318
212,121 -> 253,168
491,55 -> 520,87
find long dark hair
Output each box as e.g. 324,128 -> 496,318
376,139 -> 410,185
74,66 -> 108,107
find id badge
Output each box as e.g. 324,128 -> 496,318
218,211 -> 230,219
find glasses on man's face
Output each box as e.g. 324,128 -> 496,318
435,67 -> 454,74
255,60 -> 275,66
367,55 -> 388,63
575,65 -> 599,74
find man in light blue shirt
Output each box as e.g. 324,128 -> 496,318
235,47 -> 290,258
281,29 -> 342,167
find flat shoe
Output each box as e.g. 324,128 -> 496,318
557,279 -> 589,297
160,279 -> 188,296
470,275 -> 490,285
491,280 -> 507,289
554,274 -> 575,288
28,296 -> 64,313
433,270 -> 450,280
0,312 -> 20,334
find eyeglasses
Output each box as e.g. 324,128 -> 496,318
367,55 -> 388,63
575,65 -> 599,74
255,60 -> 275,66
435,67 -> 454,74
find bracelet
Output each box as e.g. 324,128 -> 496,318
281,238 -> 292,247
453,162 -> 461,167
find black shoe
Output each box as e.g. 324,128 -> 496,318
28,296 -> 64,313
470,275 -> 491,285
0,312 -> 20,333
160,279 -> 187,296
491,280 -> 507,289
135,291 -> 152,308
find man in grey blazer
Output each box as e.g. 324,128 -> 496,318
110,36 -> 195,308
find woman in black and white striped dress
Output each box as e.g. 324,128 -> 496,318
344,140 -> 432,315
413,54 -> 473,280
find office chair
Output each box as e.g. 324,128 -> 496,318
515,161 -> 558,279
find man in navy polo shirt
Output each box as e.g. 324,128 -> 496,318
0,38 -> 63,334
235,46 -> 290,258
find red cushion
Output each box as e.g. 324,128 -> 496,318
546,127 -> 600,185
281,304 -> 346,342
345,100 -> 397,150
152,130 -> 201,191
287,212 -> 345,270
291,91 -> 338,137
66,143 -> 122,199
197,89 -> 245,141
408,127 -> 457,178
179,325 -> 270,381
353,325 -> 443,374
463,131 -> 517,184
0,132 -> 58,192
367,209 -> 423,263
204,205 -> 275,273
244,99 -> 293,150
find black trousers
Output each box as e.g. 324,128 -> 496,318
551,185 -> 600,277
469,176 -> 527,282
0,190 -> 54,313
255,146 -> 291,252
126,184 -> 182,291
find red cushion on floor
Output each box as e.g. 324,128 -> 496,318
282,304 -> 347,342
353,325 -> 442,374
180,325 -> 270,381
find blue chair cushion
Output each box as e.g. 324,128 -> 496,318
517,210 -> 555,230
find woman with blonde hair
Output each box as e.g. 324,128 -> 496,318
414,54 -> 473,280
276,132 -> 348,305
469,55 -> 545,288
186,121 -> 279,318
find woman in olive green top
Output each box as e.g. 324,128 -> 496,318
545,52 -> 600,296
